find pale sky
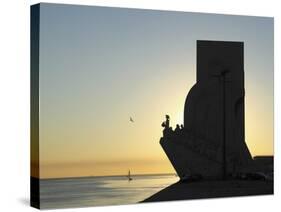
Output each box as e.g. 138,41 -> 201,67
37,3 -> 273,178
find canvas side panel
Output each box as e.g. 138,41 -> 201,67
30,4 -> 40,209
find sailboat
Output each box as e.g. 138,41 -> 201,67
127,170 -> 133,181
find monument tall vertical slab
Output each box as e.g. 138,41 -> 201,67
195,41 -> 252,175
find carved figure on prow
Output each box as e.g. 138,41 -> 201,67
175,124 -> 181,135
161,115 -> 173,137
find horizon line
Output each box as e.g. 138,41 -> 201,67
34,172 -> 177,180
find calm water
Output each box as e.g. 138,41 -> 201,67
40,174 -> 179,209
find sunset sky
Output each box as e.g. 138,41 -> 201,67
35,3 -> 273,178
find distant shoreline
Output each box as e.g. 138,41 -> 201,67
33,173 -> 177,181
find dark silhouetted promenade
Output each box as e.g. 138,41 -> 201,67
142,180 -> 273,202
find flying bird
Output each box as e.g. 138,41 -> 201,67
130,117 -> 134,123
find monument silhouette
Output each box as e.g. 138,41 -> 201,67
160,40 -> 269,180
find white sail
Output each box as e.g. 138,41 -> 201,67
127,170 -> 132,181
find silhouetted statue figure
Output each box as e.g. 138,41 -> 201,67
180,124 -> 184,130
162,115 -> 172,137
175,124 -> 181,134
161,115 -> 170,129
165,115 -> 170,128
160,41 -> 253,180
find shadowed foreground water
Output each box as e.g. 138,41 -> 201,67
40,174 -> 178,209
